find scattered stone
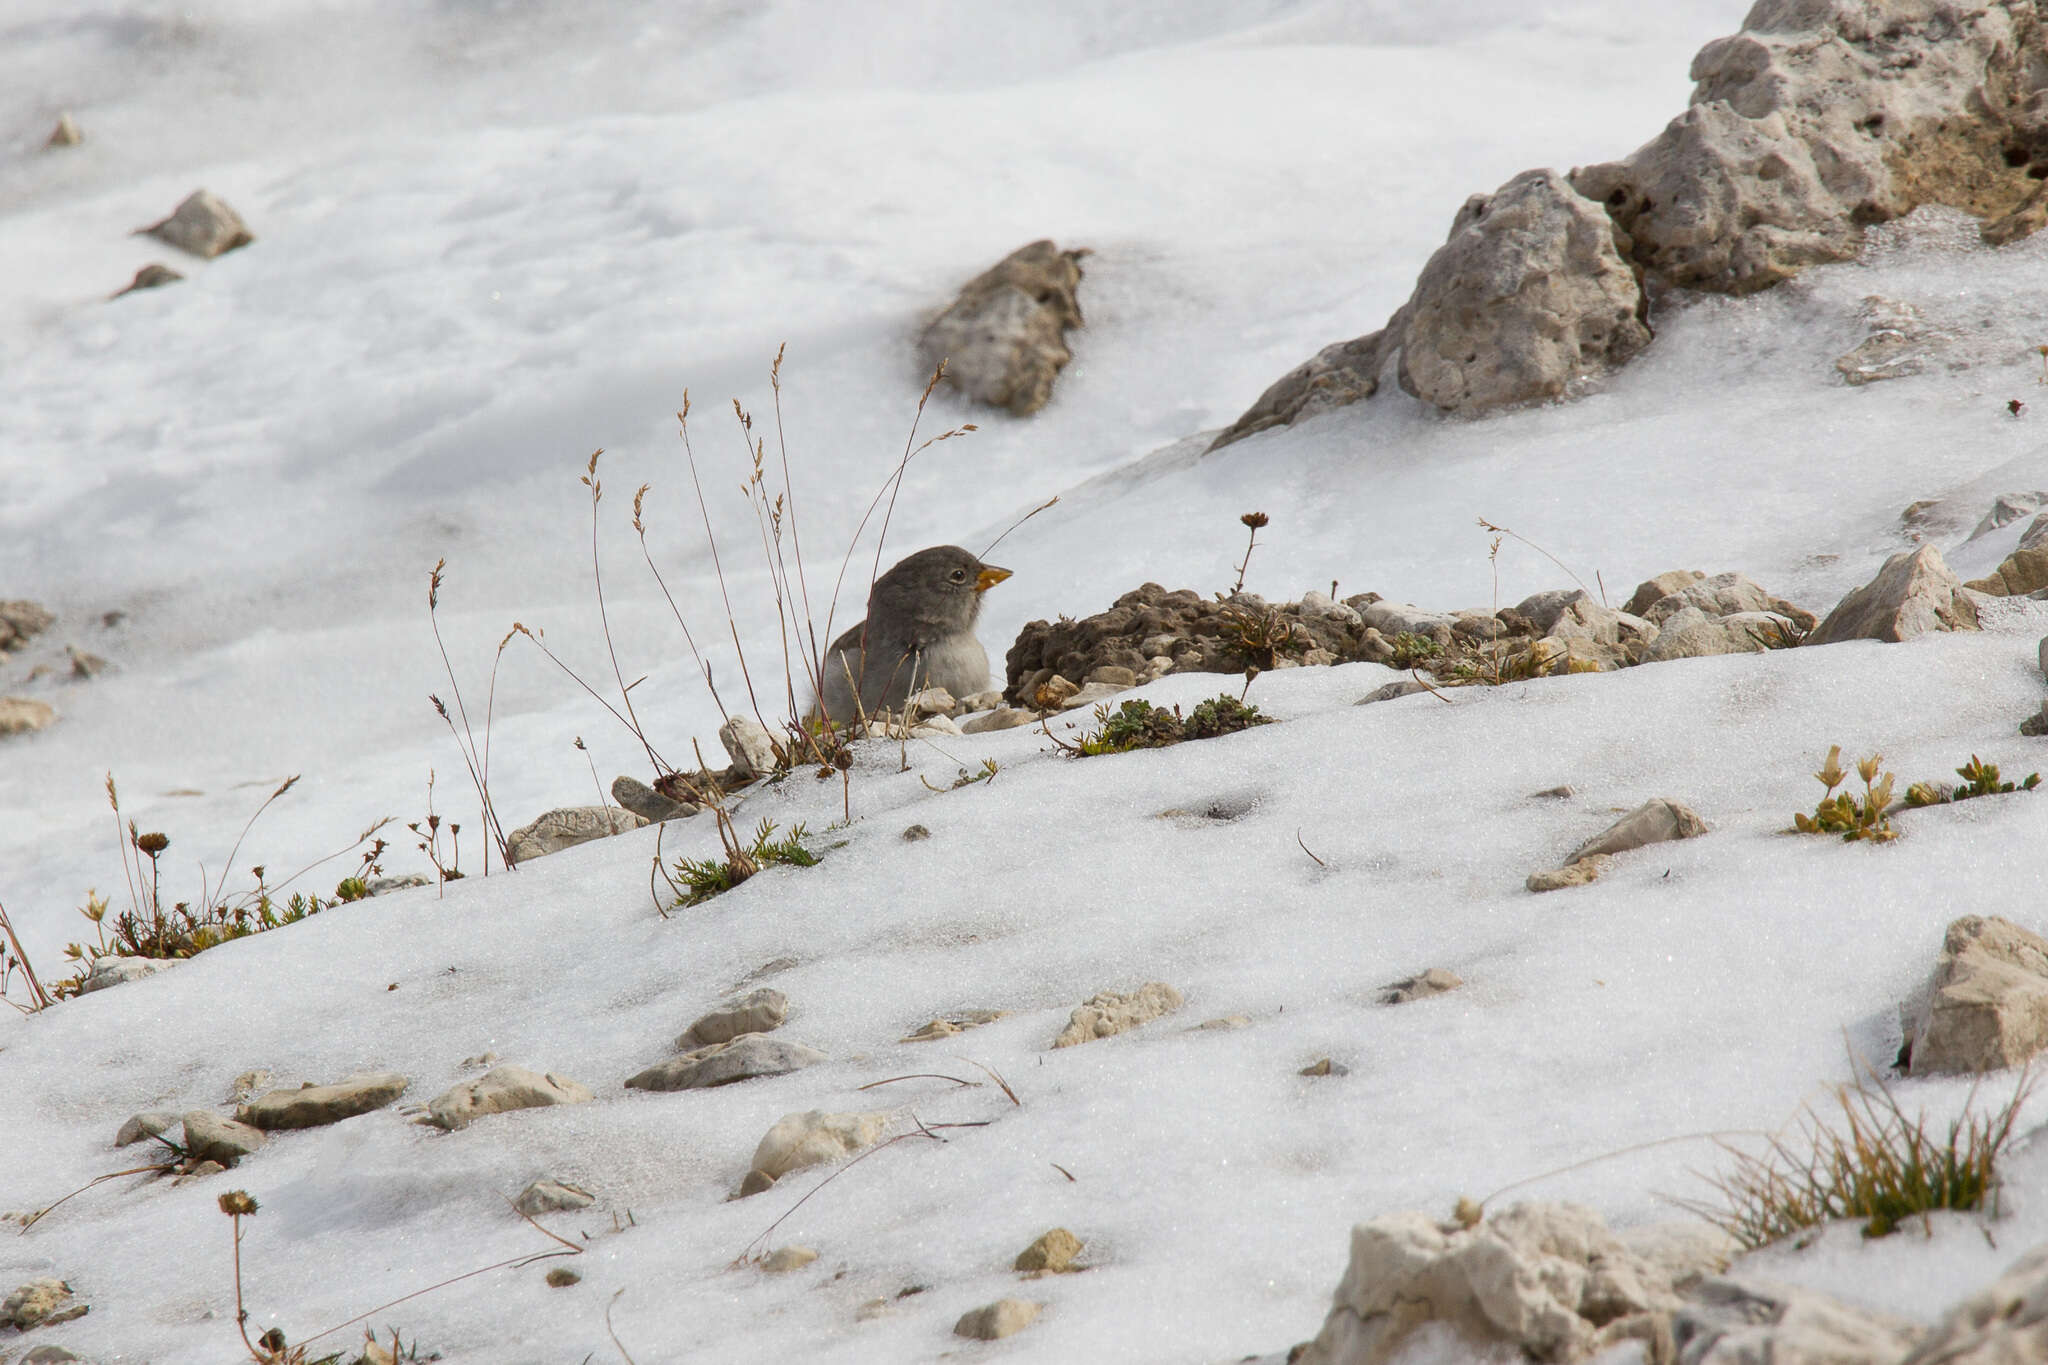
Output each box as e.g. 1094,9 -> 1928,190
1639,607 -> 1782,663
236,1073 -> 409,1130
23,1346 -> 91,1364
954,1298 -> 1043,1341
73,955 -> 172,995
111,263 -> 184,298
1902,1238 -> 2048,1365
514,1178 -> 595,1217
1014,1227 -> 1083,1274
1355,679 -> 1429,706
680,988 -> 789,1048
901,1009 -> 1007,1042
1672,1277 -> 1923,1365
504,806 -> 647,864
1059,680 -> 1129,710
737,1169 -> 778,1198
180,1111 -> 267,1166
1530,785 -> 1574,799
544,1267 -> 581,1288
1905,915 -> 2048,1077
0,600 -> 55,652
611,775 -> 697,823
1377,968 -> 1463,1005
114,1111 -> 178,1147
172,1159 -> 226,1185
2023,702 -> 2048,739
960,688 -> 1004,711
0,698 -> 56,738
1566,798 -> 1707,864
1527,854 -> 1613,894
626,1035 -> 827,1092
1051,982 -> 1184,1048
138,189 -> 254,258
45,113 -> 82,147
901,824 -> 931,842
1299,1058 -> 1350,1077
745,1110 -> 889,1190
910,714 -> 963,736
761,1246 -> 819,1273
424,1065 -> 594,1131
364,873 -> 430,896
461,1051 -> 499,1070
905,686 -> 959,717
228,1070 -> 272,1103
718,716 -> 783,776
1807,545 -> 1979,645
961,706 -> 1037,733
1292,1203 -> 1694,1365
1085,665 -> 1138,689
921,240 -> 1087,416
1,1278 -> 83,1330
1196,1014 -> 1250,1031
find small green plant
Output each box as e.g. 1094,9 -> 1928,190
1905,755 -> 2041,807
671,819 -> 817,906
1070,696 -> 1271,756
1791,746 -> 1898,842
922,758 -> 998,792
1688,1061 -> 2032,1249
1386,631 -> 1442,669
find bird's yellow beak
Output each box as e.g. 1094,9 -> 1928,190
975,565 -> 1013,593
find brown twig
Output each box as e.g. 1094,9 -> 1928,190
0,899 -> 53,1012
605,1289 -> 639,1365
1295,830 -> 1327,868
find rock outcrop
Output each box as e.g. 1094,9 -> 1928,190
1807,544 -> 1979,645
920,240 -> 1087,416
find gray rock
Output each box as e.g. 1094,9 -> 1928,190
139,189 -> 254,258
1906,916 -> 2048,1077
1639,607 -> 1785,663
425,1065 -> 594,1131
1512,589 -> 1589,634
504,805 -> 647,864
960,689 -> 1004,712
921,240 -> 1087,416
1378,968 -> 1463,1005
1901,1237 -> 2048,1365
1355,679 -> 1430,706
75,956 -> 171,993
180,1111 -> 267,1165
112,264 -> 183,298
1640,572 -> 1815,631
114,1111 -> 179,1147
1808,545 -> 1980,645
611,775 -> 696,823
1568,798 -> 1707,864
513,1178 -> 595,1217
626,1035 -> 827,1092
1623,570 -> 1706,617
680,987 -> 788,1048
236,1072 -> 409,1130
0,697 -> 56,738
1208,328 -> 1397,450
1358,601 -> 1456,639
718,716 -> 783,777
1672,1276 -> 1923,1365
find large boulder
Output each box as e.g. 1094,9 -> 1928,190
1807,544 -> 1980,645
1906,915 -> 2048,1076
920,240 -> 1087,416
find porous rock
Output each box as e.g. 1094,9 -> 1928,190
680,988 -> 788,1047
180,1111 -> 267,1165
1015,1227 -> 1084,1273
611,774 -> 697,823
625,1035 -> 826,1092
514,1178 -> 595,1217
921,240 -> 1087,416
718,715 -> 783,777
1807,545 -> 1979,645
1377,967 -> 1463,1005
1901,1237 -> 2048,1365
1906,915 -> 2048,1076
0,698 -> 56,738
901,1008 -> 1006,1042
1292,1202 -> 1687,1365
1672,1276 -> 1923,1365
425,1064 -> 594,1131
2,1278 -> 83,1330
504,806 -> 647,864
0,600 -> 55,651
747,1110 -> 889,1186
235,1072 -> 409,1130
954,1298 -> 1043,1341
139,189 -> 254,258
1567,798 -> 1708,864
1052,981 -> 1183,1048
1527,854 -> 1612,894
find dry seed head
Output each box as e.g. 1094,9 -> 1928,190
1241,511 -> 1270,530
135,831 -> 169,857
218,1189 -> 258,1216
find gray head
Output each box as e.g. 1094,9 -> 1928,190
867,545 -> 1012,642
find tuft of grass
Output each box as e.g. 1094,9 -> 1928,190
1685,1062 -> 2032,1249
671,818 -> 818,906
1071,695 -> 1270,756
1906,755 -> 2041,808
1791,745 -> 1898,842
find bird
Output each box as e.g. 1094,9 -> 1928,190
816,545 -> 1011,723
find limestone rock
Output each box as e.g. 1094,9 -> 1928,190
921,240 -> 1087,416
45,113 -> 82,147
954,1298 -> 1043,1341
737,1168 -> 777,1197
112,263 -> 184,298
1377,968 -> 1463,1005
139,189 -> 254,258
504,805 -> 647,864
680,988 -> 788,1047
1902,1238 -> 2048,1365
2,1278 -> 83,1330
364,873 -> 430,897
1293,1202 -> 1687,1365
748,1110 -> 889,1185
1527,854 -> 1612,894
1624,570 -> 1706,617
425,1065 -> 593,1131
1398,169 -> 1650,412
0,600 -> 55,651
1640,607 -> 1792,663
1356,679 -> 1430,706
513,1178 -> 595,1217
0,698 -> 56,738
1808,545 -> 1980,645
1059,680 -> 1129,710
236,1073 -> 409,1130
718,716 -> 783,777
905,686 -> 959,716
1208,328 -> 1397,449
180,1111 -> 267,1166
115,1111 -> 178,1147
901,1009 -> 1006,1042
228,1069 -> 272,1103
1967,544 -> 2048,598
611,775 -> 697,823
1051,981 -> 1183,1048
1568,798 -> 1708,864
1014,1227 -> 1083,1273
961,706 -> 1037,734
1638,571 -> 1815,631
626,1035 -> 826,1092
761,1245 -> 819,1273
1907,915 -> 2048,1076
1672,1276 -> 1923,1365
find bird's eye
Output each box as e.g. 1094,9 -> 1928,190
950,569 -> 967,582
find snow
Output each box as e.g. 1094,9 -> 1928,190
5,1 -> 2048,1362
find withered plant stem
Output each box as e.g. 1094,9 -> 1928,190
0,900 -> 53,1012
584,449 -> 664,776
